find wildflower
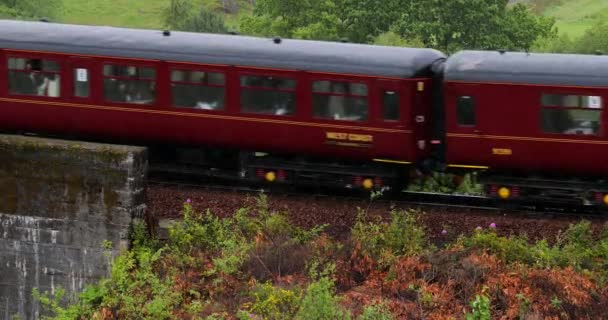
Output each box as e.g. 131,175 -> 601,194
441,229 -> 448,235
475,226 -> 483,231
186,198 -> 192,204
489,222 -> 497,228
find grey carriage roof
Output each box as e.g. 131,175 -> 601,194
445,50 -> 608,87
0,19 -> 445,78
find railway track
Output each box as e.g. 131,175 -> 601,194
147,165 -> 608,219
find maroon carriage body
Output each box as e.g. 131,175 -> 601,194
443,50 -> 608,177
0,20 -> 445,168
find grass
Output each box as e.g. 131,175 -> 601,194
57,0 -> 253,30
540,0 -> 608,37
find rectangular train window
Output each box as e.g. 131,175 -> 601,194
7,57 -> 61,97
383,91 -> 399,121
312,80 -> 368,121
540,94 -> 602,135
74,68 -> 90,98
171,69 -> 225,110
457,96 -> 475,126
240,75 -> 296,116
103,64 -> 156,104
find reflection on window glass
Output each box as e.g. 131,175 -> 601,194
171,70 -> 225,110
241,89 -> 295,115
313,95 -> 368,121
239,75 -> 296,115
103,64 -> 156,104
541,109 -> 600,135
7,57 -> 61,97
312,80 -> 369,121
541,94 -> 602,109
383,91 -> 399,121
312,80 -> 367,96
457,96 -> 475,126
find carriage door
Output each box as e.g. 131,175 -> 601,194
68,57 -> 94,103
375,80 -> 414,158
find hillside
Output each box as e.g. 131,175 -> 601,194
58,0 -> 252,30
541,0 -> 608,37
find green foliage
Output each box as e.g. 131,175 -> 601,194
295,277 -> 350,320
372,31 -> 424,48
239,0 -> 401,43
352,209 -> 428,266
245,282 -> 302,319
163,0 -> 228,33
461,220 -> 608,274
356,302 -> 394,320
465,290 -> 491,320
0,0 -> 62,19
394,0 -> 555,53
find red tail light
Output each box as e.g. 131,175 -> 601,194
277,169 -> 287,181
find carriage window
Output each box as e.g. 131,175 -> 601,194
171,69 -> 225,110
240,75 -> 296,116
541,94 -> 602,135
8,57 -> 61,97
312,80 -> 368,121
383,91 -> 399,121
457,96 -> 475,126
103,64 -> 156,104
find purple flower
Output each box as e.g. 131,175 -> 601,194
489,223 -> 497,228
441,229 -> 448,235
186,198 -> 192,204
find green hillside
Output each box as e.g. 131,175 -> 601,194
539,0 -> 608,37
58,0 -> 252,30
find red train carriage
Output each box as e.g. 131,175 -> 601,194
443,50 -> 608,206
0,20 -> 445,189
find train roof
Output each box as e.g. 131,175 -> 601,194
445,50 -> 608,87
0,20 -> 445,79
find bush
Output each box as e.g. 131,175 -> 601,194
244,282 -> 302,320
357,302 -> 394,320
295,277 -> 350,320
352,209 -> 429,266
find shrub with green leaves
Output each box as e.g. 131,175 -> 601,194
242,282 -> 302,320
295,277 -> 350,320
352,209 -> 429,266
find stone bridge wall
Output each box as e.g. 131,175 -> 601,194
0,135 -> 147,319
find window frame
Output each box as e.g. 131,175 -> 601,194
310,78 -> 370,122
6,54 -> 63,98
238,71 -> 298,117
540,93 -> 603,136
101,61 -> 158,105
169,67 -> 227,111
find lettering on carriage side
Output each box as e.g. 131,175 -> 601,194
492,148 -> 512,155
326,132 -> 373,142
325,132 -> 374,148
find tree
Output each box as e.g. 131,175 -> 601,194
239,0 -> 554,52
163,0 -> 228,34
239,0 -> 401,43
395,0 -> 555,53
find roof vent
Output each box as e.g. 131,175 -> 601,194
595,50 -> 602,55
228,31 -> 238,35
39,18 -> 50,23
163,30 -> 171,37
273,37 -> 282,44
498,49 -> 506,54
